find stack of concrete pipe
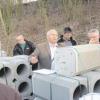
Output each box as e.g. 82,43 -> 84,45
0,55 -> 33,100
32,44 -> 100,100
32,73 -> 89,100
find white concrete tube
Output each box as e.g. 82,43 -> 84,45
0,62 -> 16,88
11,57 -> 32,79
0,56 -> 32,92
54,44 -> 100,77
0,59 -> 16,87
32,73 -> 57,100
82,71 -> 100,93
0,62 -> 13,82
32,73 -> 88,100
13,62 -> 31,78
15,77 -> 32,97
0,56 -> 32,79
52,75 -> 88,100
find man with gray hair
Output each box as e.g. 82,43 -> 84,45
88,29 -> 100,44
30,29 -> 58,69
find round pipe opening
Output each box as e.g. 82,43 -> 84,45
73,85 -> 87,100
17,64 -> 27,76
0,67 -> 11,78
30,92 -> 33,96
94,80 -> 100,93
18,82 -> 29,93
12,78 -> 17,83
28,75 -> 32,79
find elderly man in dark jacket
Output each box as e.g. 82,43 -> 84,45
13,33 -> 38,70
0,83 -> 22,100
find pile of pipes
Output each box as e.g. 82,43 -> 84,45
0,55 -> 33,100
32,44 -> 100,100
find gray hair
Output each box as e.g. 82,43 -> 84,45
88,29 -> 99,36
46,29 -> 58,36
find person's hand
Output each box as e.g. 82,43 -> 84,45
31,56 -> 38,64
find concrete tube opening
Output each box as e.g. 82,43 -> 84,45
28,75 -> 32,79
0,67 -> 11,78
30,92 -> 33,96
12,78 -> 17,83
17,64 -> 27,76
24,99 -> 29,100
94,80 -> 100,93
73,85 -> 87,100
18,82 -> 29,93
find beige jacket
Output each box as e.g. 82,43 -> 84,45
31,42 -> 51,69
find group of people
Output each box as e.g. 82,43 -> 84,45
13,27 -> 77,70
0,27 -> 100,100
13,27 -> 100,70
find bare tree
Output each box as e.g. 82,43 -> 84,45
0,0 -> 22,55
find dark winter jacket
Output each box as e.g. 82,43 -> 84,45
13,40 -> 36,56
57,35 -> 77,46
13,40 -> 38,70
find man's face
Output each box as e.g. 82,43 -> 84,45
16,35 -> 25,44
47,32 -> 58,44
88,32 -> 99,43
63,32 -> 72,40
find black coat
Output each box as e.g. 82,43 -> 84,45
13,40 -> 36,56
57,35 -> 77,46
13,40 -> 38,70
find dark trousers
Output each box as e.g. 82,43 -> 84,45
31,63 -> 38,71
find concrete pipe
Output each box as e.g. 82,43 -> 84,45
82,71 -> 100,93
15,77 -> 32,97
51,75 -> 88,100
32,73 -> 57,100
0,66 -> 11,78
73,85 -> 87,100
54,45 -> 100,77
0,62 -> 12,81
12,56 -> 32,79
32,73 -> 88,100
93,80 -> 100,93
0,59 -> 16,88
